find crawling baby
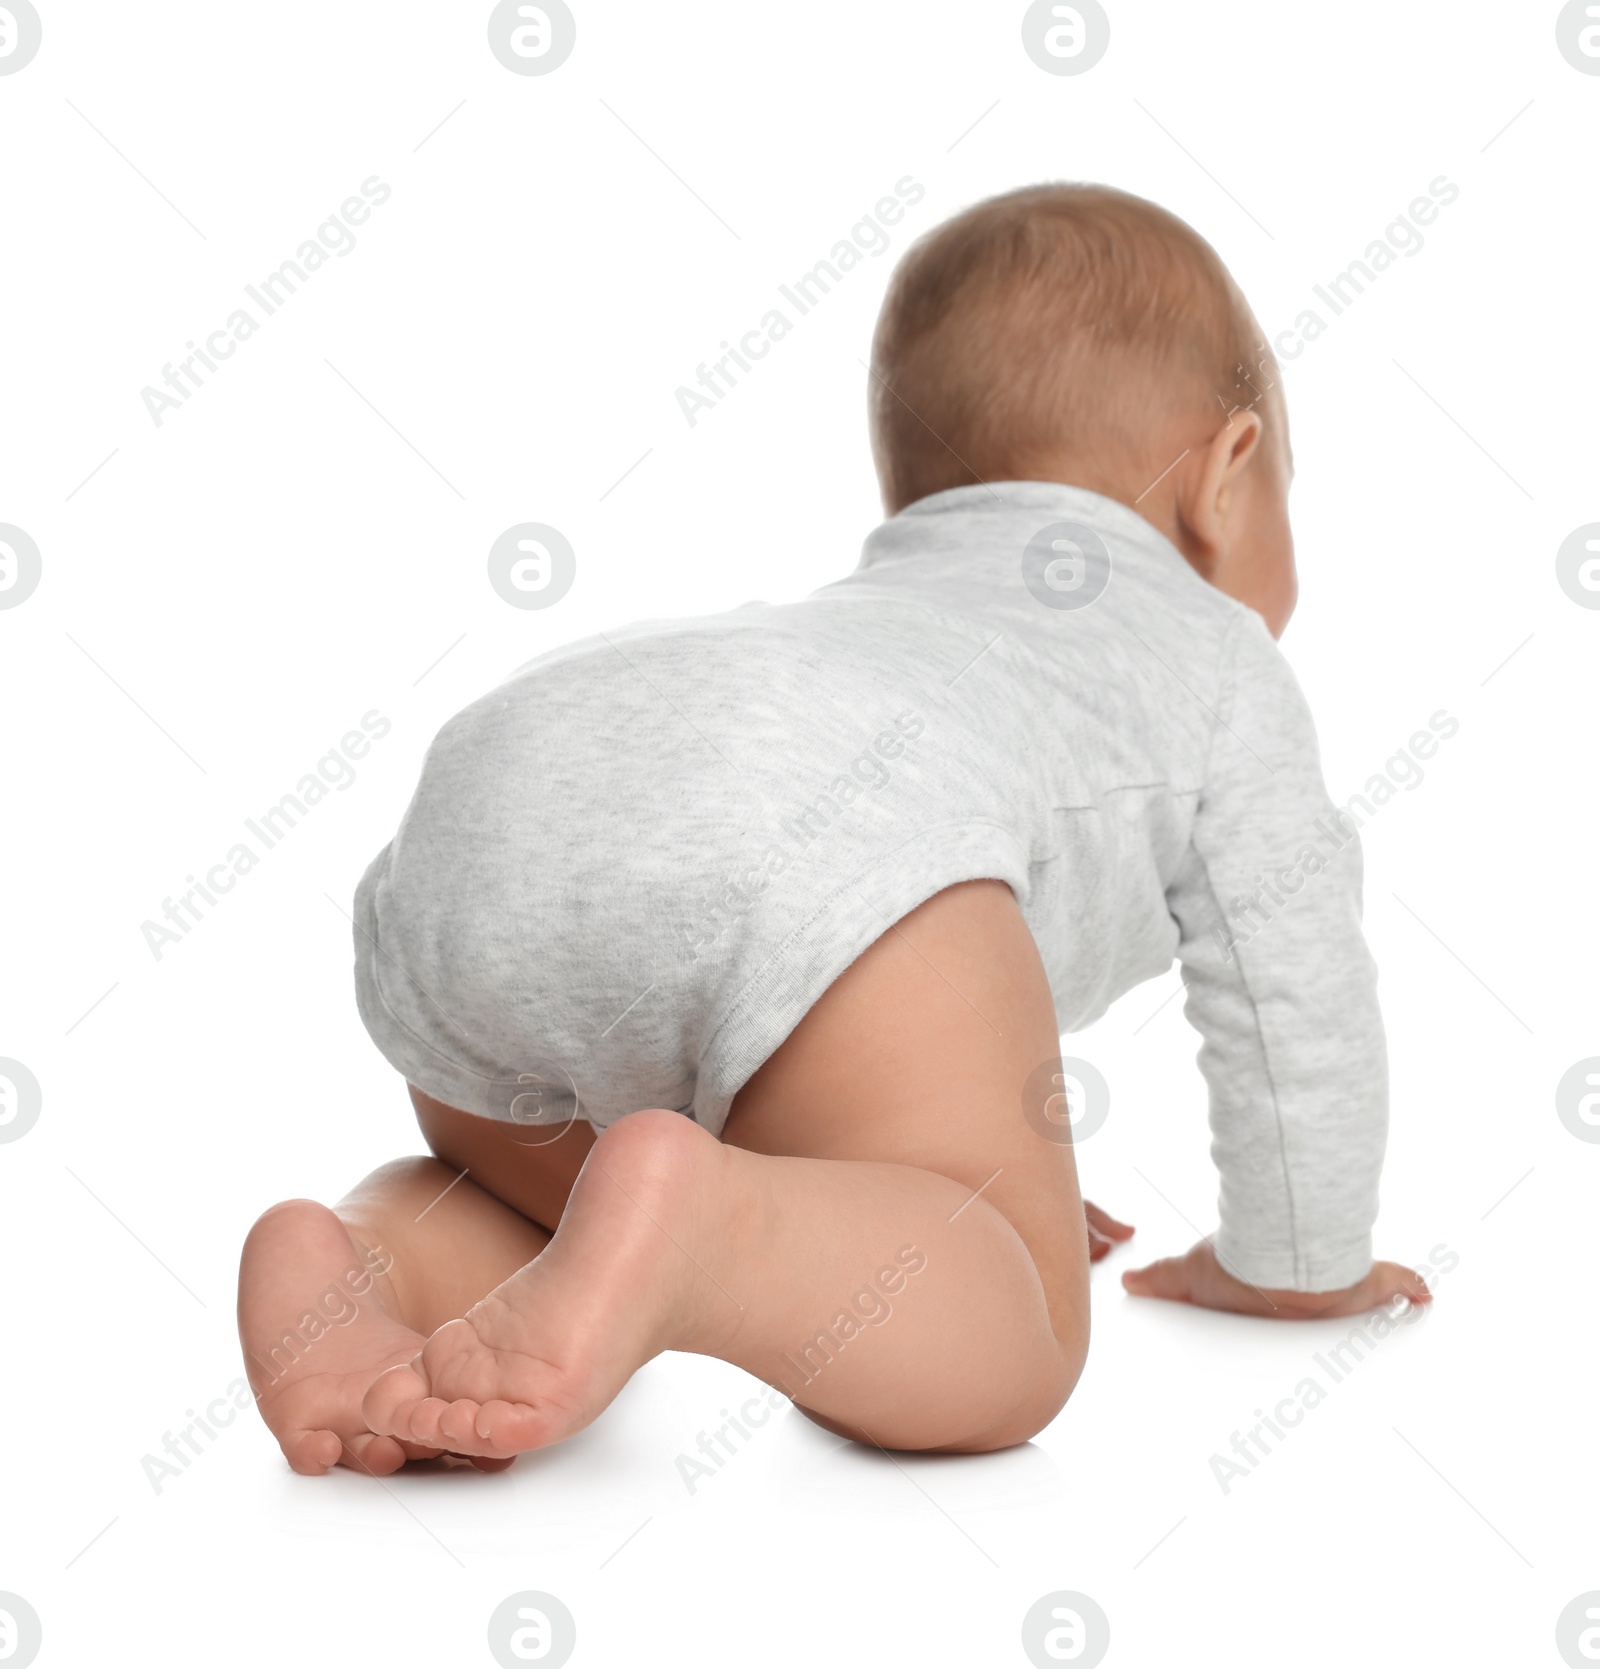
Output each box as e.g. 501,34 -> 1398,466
237,182 -> 1429,1474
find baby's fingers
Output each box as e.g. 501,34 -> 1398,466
1084,1201 -> 1135,1242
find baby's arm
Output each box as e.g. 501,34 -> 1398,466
1127,608 -> 1430,1315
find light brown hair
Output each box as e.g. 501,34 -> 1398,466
869,183 -> 1269,513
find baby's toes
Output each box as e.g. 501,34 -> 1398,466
344,1431 -> 410,1477
404,1396 -> 457,1449
361,1359 -> 431,1437
397,1438 -> 448,1463
439,1400 -> 487,1451
417,1318 -> 487,1389
281,1427 -> 343,1476
476,1399 -> 550,1455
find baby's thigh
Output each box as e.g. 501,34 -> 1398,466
721,878 -> 1089,1346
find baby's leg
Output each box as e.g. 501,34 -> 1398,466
363,879 -> 1091,1457
238,1155 -> 552,1475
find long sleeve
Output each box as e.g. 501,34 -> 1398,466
1165,608 -> 1388,1292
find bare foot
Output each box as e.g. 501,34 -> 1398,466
238,1198 -> 508,1475
1121,1238 -> 1434,1318
363,1109 -> 739,1459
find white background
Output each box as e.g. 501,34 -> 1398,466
2,2 -> 1596,1665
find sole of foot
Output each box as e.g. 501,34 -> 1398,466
364,1108 -> 730,1460
239,1197 -> 511,1475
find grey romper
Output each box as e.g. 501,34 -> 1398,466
354,481 -> 1386,1291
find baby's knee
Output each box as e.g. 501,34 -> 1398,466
999,1346 -> 1087,1445
938,1355 -> 1086,1453
940,1334 -> 1089,1453
803,1337 -> 1087,1455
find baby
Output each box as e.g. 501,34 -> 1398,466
238,182 -> 1430,1475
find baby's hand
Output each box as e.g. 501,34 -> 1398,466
1121,1239 -> 1433,1318
1084,1200 -> 1135,1263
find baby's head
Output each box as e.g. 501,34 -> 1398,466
870,183 -> 1296,635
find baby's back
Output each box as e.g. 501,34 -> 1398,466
360,482 -> 1331,1132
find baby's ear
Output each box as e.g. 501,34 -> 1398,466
1180,406 -> 1264,566
1211,403 -> 1266,490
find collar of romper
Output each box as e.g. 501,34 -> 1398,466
855,478 -> 1183,576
